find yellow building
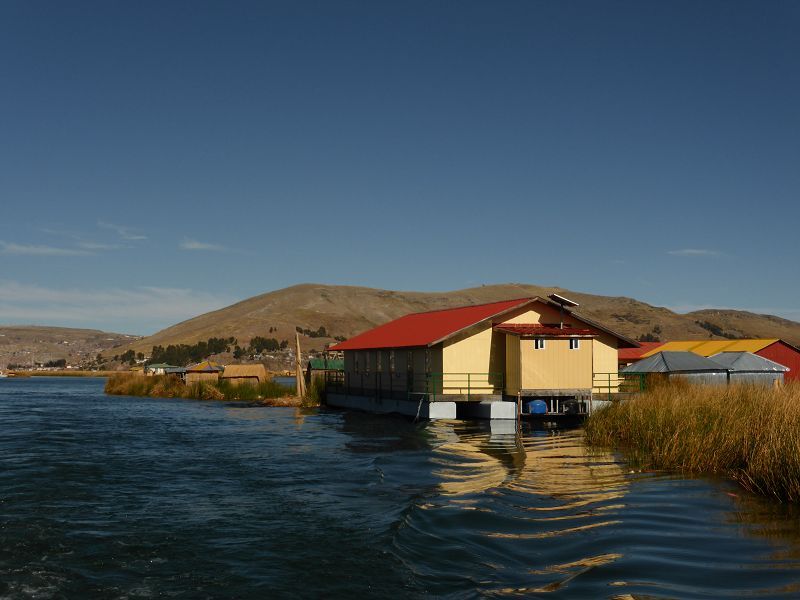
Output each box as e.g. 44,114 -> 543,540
329,296 -> 637,417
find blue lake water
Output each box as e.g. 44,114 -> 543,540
3,377 -> 800,598
271,376 -> 297,388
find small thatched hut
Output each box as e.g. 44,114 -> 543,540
220,364 -> 267,386
185,360 -> 224,385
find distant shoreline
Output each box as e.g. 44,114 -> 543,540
8,370 -> 119,378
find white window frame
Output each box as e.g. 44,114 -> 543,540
534,338 -> 546,350
569,338 -> 580,350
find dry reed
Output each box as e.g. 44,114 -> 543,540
585,381 -> 800,501
105,373 -> 303,405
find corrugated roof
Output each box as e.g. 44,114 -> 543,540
330,297 -> 639,351
709,352 -> 789,372
642,339 -> 779,358
623,351 -> 729,373
618,342 -> 664,362
494,324 -> 595,337
330,298 -> 533,350
164,367 -> 186,374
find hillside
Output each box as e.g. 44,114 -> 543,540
0,326 -> 140,369
685,309 -> 800,343
120,283 -> 800,358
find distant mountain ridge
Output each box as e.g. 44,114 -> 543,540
120,283 -> 800,355
0,325 -> 138,368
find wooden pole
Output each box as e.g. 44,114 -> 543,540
295,333 -> 306,398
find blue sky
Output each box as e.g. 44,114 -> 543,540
1,1 -> 798,334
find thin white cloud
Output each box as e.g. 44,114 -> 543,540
40,226 -> 124,252
667,248 -> 722,257
0,280 -> 235,334
0,241 -> 91,256
98,221 -> 147,241
76,241 -> 121,251
180,238 -> 227,252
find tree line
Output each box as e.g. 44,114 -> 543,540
148,337 -> 237,366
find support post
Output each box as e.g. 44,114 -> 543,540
295,333 -> 306,399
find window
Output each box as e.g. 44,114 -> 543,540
355,353 -> 360,373
376,351 -> 383,372
365,352 -> 371,374
569,338 -> 580,350
534,339 -> 546,350
389,350 -> 395,373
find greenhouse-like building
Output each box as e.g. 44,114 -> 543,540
622,351 -> 729,385
710,351 -> 789,386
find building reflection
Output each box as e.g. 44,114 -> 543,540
427,421 -> 629,506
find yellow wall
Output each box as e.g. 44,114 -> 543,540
592,333 -> 620,393
520,337 -> 593,390
505,335 -> 520,395
441,326 -> 504,393
502,306 -> 584,327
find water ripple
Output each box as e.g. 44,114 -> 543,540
3,379 -> 800,598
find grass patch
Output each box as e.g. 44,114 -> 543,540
302,375 -> 325,408
105,373 -> 302,405
585,381 -> 800,502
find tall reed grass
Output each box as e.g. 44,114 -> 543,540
105,373 -> 305,405
585,381 -> 800,502
303,375 -> 326,408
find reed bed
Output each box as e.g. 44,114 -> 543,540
104,373 -> 312,406
585,381 -> 800,502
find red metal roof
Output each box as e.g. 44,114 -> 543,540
330,298 -> 533,351
618,341 -> 664,362
494,324 -> 595,337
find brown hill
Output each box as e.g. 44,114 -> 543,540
121,283 -> 800,356
0,326 -> 139,369
686,309 -> 800,344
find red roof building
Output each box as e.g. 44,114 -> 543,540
328,298 -> 638,411
618,341 -> 665,365
330,298 -> 533,351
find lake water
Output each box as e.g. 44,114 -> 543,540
3,378 -> 800,598
271,376 -> 297,388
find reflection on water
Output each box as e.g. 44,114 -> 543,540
392,420 -> 800,597
4,378 -> 800,598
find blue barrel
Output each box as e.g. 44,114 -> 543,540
525,399 -> 548,415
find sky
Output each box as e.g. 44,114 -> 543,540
1,1 -> 799,334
